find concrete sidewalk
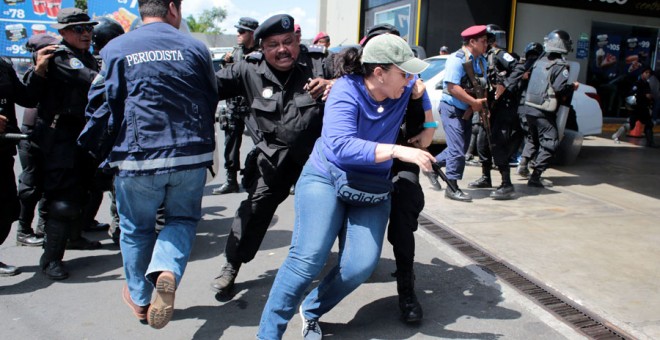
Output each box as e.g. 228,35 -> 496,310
420,135 -> 660,339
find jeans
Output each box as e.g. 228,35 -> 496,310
257,162 -> 391,339
115,167 -> 206,306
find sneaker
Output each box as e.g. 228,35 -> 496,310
210,262 -> 240,293
147,271 -> 176,329
300,306 -> 322,340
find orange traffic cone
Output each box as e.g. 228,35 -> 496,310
628,122 -> 645,137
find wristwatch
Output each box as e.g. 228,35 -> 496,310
423,121 -> 439,128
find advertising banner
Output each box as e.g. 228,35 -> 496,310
87,0 -> 140,33
1,0 -> 74,57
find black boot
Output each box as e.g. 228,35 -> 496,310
423,171 -> 442,191
468,165 -> 492,188
516,157 -> 530,178
40,219 -> 70,280
393,270 -> 423,323
491,169 -> 515,200
445,180 -> 472,202
210,261 -> 241,294
527,169 -> 545,188
645,125 -> 655,147
213,171 -> 239,195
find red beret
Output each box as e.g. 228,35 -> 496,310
461,25 -> 487,40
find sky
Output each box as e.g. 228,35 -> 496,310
181,0 -> 319,39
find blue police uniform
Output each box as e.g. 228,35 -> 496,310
434,48 -> 487,179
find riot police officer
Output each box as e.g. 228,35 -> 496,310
210,14 -> 331,295
468,24 -> 518,200
507,42 -> 544,178
24,8 -> 100,280
522,30 -> 578,187
212,17 -> 259,195
0,47 -> 53,276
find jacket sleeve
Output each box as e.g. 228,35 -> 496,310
49,51 -> 98,88
215,61 -> 246,100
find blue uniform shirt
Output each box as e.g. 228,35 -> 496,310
442,49 -> 487,110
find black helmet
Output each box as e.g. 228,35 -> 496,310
544,29 -> 572,54
524,42 -> 543,59
486,24 -> 506,48
92,17 -> 124,55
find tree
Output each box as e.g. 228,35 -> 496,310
186,7 -> 227,34
75,0 -> 87,11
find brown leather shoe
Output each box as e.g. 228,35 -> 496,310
123,285 -> 149,321
148,271 -> 176,329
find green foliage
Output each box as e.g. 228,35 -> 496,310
75,0 -> 87,11
186,7 -> 227,34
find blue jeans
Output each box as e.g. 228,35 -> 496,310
115,167 -> 206,306
257,162 -> 391,339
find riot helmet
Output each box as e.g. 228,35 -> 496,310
92,17 -> 124,55
543,29 -> 572,54
486,24 -> 507,49
524,42 -> 543,59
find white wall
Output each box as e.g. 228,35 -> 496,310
514,3 -> 660,83
318,0 -> 361,48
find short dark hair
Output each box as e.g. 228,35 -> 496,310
139,0 -> 181,19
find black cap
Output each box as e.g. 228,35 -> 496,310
235,17 -> 259,32
254,14 -> 294,41
361,23 -> 400,46
51,8 -> 98,29
25,33 -> 59,52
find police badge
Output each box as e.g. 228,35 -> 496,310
262,87 -> 273,99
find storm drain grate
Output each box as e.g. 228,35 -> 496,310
418,213 -> 633,340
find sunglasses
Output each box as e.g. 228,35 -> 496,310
69,24 -> 94,34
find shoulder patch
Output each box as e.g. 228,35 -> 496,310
562,69 -> 569,78
456,50 -> 465,59
503,53 -> 515,62
69,57 -> 84,69
245,51 -> 263,62
307,44 -> 326,54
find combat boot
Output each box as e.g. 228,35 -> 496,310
213,171 -> 239,195
445,180 -> 472,202
468,165 -> 492,188
17,232 -> 44,247
40,218 -> 70,280
527,169 -> 545,188
393,270 -> 423,323
210,261 -> 241,294
423,171 -> 442,191
516,157 -> 530,178
491,170 -> 515,200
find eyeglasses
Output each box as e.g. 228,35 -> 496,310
69,24 -> 94,34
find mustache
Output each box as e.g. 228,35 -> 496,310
276,52 -> 292,59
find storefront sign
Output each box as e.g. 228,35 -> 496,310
1,0 -> 74,57
518,0 -> 660,17
576,33 -> 590,59
374,4 -> 411,42
87,0 -> 140,33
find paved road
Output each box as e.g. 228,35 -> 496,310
2,114 -> 657,339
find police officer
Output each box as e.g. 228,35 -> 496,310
468,24 -> 518,200
433,25 -> 489,202
508,42 -> 544,178
522,30 -> 578,187
23,8 -> 100,280
15,34 -> 60,247
0,44 -> 53,276
212,17 -> 259,195
210,14 -> 331,295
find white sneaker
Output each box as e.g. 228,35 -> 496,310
299,305 -> 322,340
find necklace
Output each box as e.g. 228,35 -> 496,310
365,82 -> 385,113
